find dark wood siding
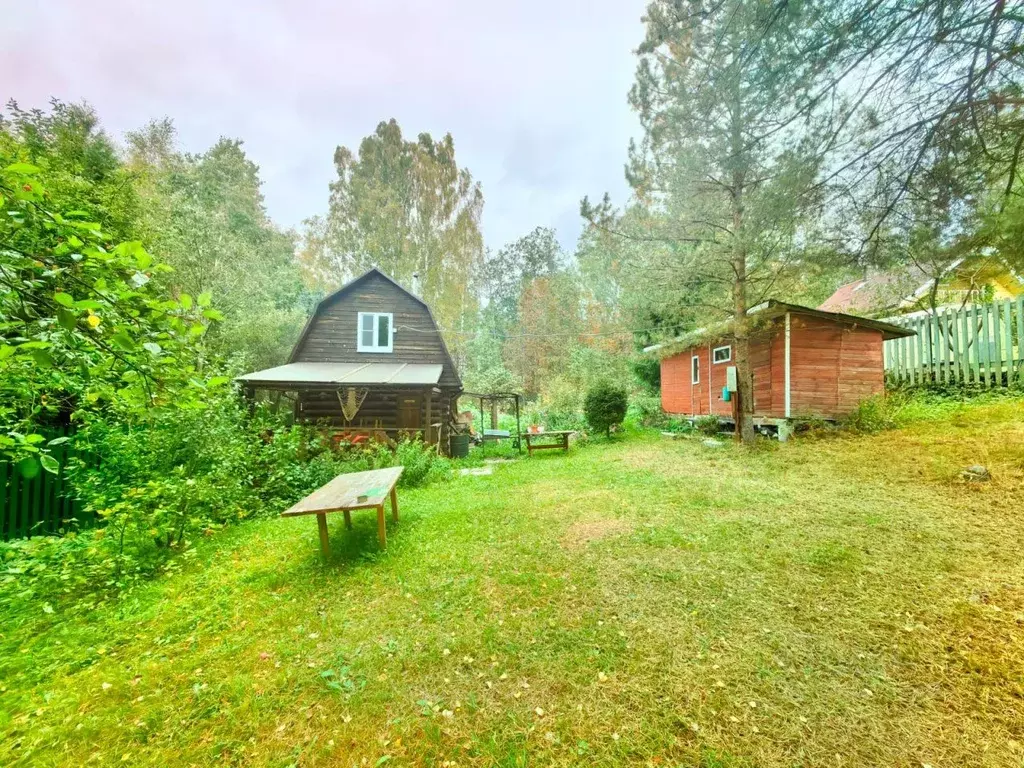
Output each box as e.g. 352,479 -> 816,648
297,387 -> 454,439
291,271 -> 461,388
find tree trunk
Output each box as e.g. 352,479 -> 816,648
729,93 -> 756,445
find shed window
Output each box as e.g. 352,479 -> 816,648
712,345 -> 732,364
357,312 -> 393,353
691,355 -> 700,384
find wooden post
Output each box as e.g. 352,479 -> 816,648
1016,296 -> 1024,385
1003,299 -> 1013,387
514,395 -> 522,454
390,486 -> 399,522
343,510 -> 352,530
376,504 -> 387,549
424,389 -> 433,446
316,513 -> 330,559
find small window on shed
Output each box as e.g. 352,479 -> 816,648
357,312 -> 394,353
712,345 -> 732,364
691,354 -> 700,384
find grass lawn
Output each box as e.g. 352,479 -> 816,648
2,398 -> 1024,767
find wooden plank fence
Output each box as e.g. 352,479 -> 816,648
1,426 -> 96,541
883,297 -> 1024,386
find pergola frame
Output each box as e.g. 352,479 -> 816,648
460,391 -> 522,455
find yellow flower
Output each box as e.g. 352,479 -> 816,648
86,314 -> 101,329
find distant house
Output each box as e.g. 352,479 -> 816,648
820,256 -> 1024,317
647,301 -> 914,424
238,268 -> 462,454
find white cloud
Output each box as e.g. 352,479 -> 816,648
2,0 -> 643,250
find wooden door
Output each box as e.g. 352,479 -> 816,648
397,395 -> 421,436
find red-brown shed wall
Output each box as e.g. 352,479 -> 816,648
660,313 -> 886,421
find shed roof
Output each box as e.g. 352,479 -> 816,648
643,300 -> 915,357
237,362 -> 443,389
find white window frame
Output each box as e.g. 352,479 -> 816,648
712,345 -> 732,364
356,312 -> 394,353
691,354 -> 700,384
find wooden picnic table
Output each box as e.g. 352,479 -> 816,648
281,466 -> 403,558
520,430 -> 574,456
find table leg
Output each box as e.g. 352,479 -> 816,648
343,510 -> 352,530
376,504 -> 387,549
316,513 -> 330,559
390,486 -> 399,521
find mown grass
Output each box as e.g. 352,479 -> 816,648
2,398 -> 1024,767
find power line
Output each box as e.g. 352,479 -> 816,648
395,324 -> 672,341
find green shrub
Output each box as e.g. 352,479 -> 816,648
4,395 -> 457,610
392,438 -> 452,487
694,415 -> 721,436
630,355 -> 661,392
665,417 -> 693,434
625,393 -> 666,429
584,381 -> 629,438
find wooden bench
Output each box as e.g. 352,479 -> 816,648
281,466 -> 403,558
520,430 -> 574,456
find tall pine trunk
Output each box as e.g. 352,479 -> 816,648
730,93 -> 756,445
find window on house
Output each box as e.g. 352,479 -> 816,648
691,354 -> 700,384
357,312 -> 393,353
712,345 -> 732,364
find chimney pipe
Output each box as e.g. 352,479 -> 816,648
411,271 -> 421,296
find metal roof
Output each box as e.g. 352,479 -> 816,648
237,362 -> 443,388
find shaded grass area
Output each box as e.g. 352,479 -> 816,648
2,399 -> 1024,766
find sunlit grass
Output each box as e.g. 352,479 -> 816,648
2,398 -> 1023,766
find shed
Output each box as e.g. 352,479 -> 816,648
646,301 -> 915,424
239,268 -> 462,453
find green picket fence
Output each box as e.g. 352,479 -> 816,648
883,297 -> 1024,386
1,426 -> 96,540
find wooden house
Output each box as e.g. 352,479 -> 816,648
647,301 -> 915,425
238,268 -> 462,453
820,256 -> 1024,317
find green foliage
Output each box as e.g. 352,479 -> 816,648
625,393 -> 666,429
126,123 -> 307,371
841,388 -> 1009,434
694,415 -> 722,436
3,398 -> 455,611
0,128 -> 216,466
392,438 -> 452,488
630,354 -> 661,392
311,118 -> 484,364
483,226 -> 563,329
584,381 -> 628,438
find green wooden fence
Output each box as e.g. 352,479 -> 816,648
883,297 -> 1024,386
1,427 -> 96,540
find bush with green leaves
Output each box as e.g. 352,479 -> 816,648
584,381 -> 628,438
0,146 -> 219,471
625,393 -> 666,429
2,404 -> 457,612
694,415 -> 721,436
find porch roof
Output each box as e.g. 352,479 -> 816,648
237,362 -> 444,389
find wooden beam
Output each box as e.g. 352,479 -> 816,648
784,312 -> 791,419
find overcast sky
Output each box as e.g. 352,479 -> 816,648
3,1 -> 644,251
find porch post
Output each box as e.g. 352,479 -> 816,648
424,388 -> 433,446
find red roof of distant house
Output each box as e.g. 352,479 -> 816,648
819,278 -> 869,313
818,265 -> 933,315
